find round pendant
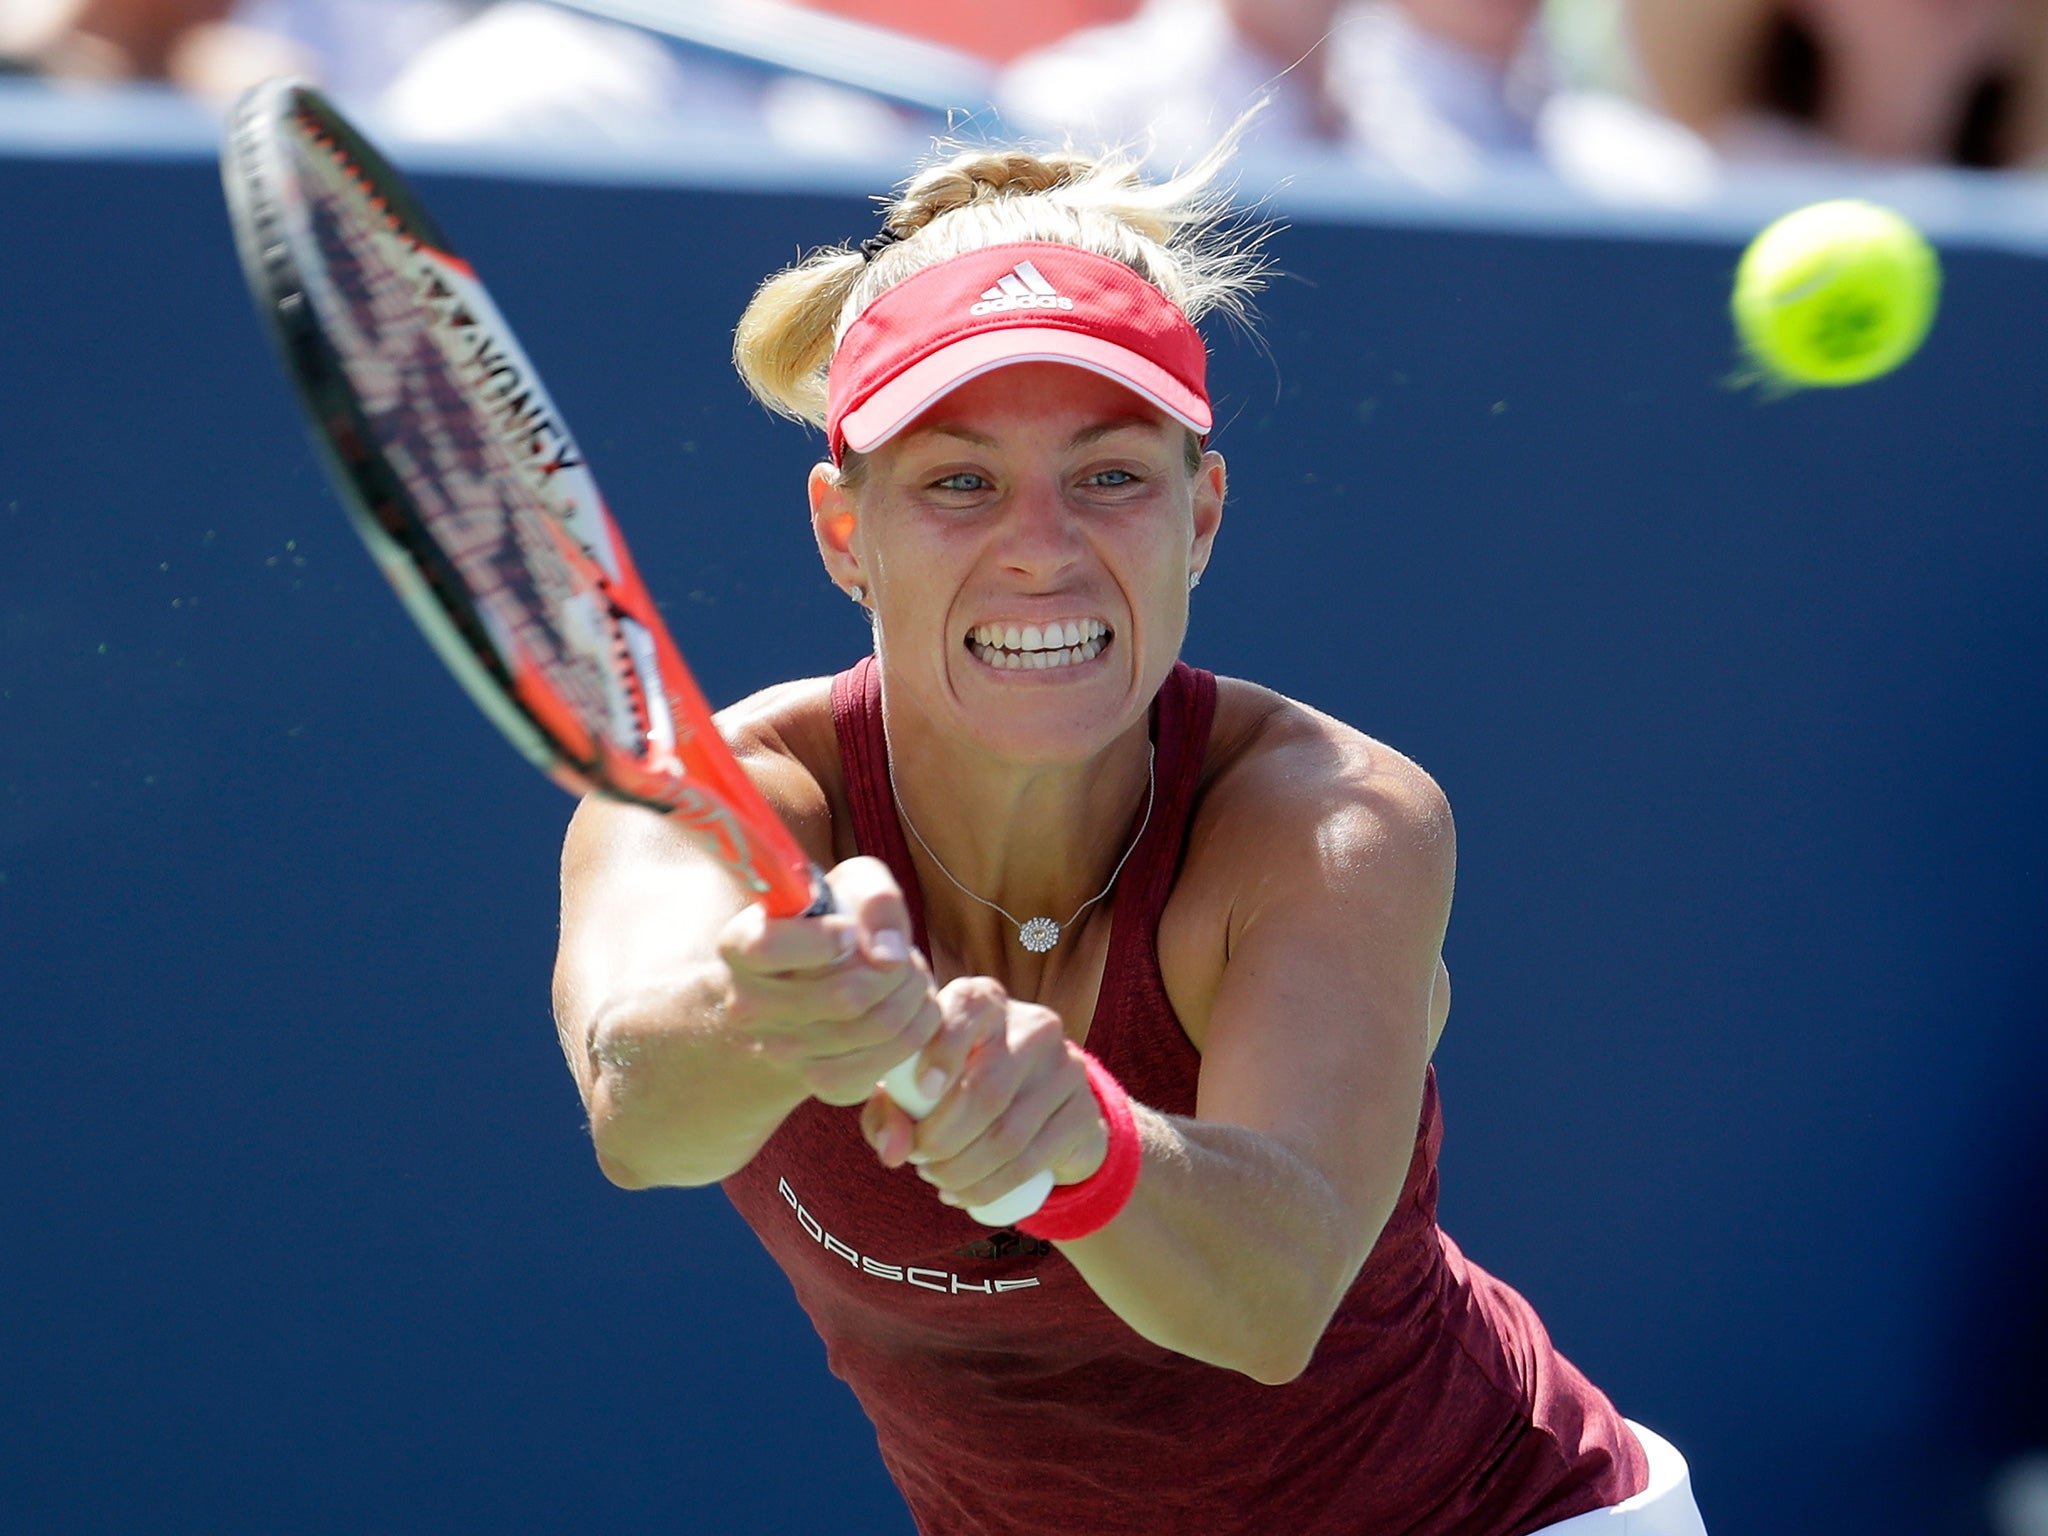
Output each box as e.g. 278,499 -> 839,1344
1017,917 -> 1061,953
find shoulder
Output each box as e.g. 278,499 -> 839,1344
1197,676 -> 1454,873
714,674 -> 844,868
1160,677 -> 1454,1033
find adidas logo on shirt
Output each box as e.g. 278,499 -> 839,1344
970,259 -> 1076,316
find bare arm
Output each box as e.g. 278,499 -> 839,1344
553,694 -> 945,1189
554,794 -> 800,1188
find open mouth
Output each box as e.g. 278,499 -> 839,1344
966,618 -> 1110,671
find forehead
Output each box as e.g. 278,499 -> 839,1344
891,362 -> 1176,449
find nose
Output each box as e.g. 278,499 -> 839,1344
996,475 -> 1083,584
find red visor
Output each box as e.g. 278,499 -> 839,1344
824,242 -> 1211,463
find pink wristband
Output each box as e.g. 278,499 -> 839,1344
1015,1051 -> 1140,1242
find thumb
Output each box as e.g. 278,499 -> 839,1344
825,856 -> 915,967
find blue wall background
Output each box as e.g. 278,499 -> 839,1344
3,136 -> 2045,1535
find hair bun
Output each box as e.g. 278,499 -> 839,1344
887,150 -> 1099,237
733,118 -> 1267,435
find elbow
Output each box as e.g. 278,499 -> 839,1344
1243,1357 -> 1309,1388
586,1066 -> 679,1191
1248,1352 -> 1313,1387
579,1007 -> 700,1190
585,1054 -> 655,1189
589,1106 -> 655,1189
1236,1329 -> 1319,1387
587,1089 -> 703,1191
591,1135 -> 734,1192
593,1143 -> 655,1190
1232,1197 -> 1390,1385
590,1124 -> 726,1191
1170,1294 -> 1330,1385
585,1067 -> 757,1191
1230,1260 -> 1359,1386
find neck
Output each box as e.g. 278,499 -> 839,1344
880,696 -> 1156,975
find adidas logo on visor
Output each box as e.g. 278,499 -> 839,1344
969,260 -> 1076,316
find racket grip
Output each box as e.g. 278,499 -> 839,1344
878,1056 -> 1054,1227
808,873 -> 1053,1226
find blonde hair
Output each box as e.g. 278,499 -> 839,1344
732,127 -> 1268,434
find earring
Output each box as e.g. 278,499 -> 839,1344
848,584 -> 866,604
1188,572 -> 1201,591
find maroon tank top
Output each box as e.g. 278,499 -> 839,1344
722,658 -> 1646,1535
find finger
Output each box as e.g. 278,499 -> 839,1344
921,1051 -> 1092,1201
809,1036 -> 941,1107
910,992 -> 1052,1162
719,901 -> 859,979
899,976 -> 1008,1129
943,1090 -> 1103,1214
752,965 -> 941,1076
862,1091 -> 917,1167
824,856 -> 917,968
737,950 -> 930,1036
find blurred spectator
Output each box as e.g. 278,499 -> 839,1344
1,0 -> 300,91
375,0 -> 940,157
1629,0 -> 2048,169
376,0 -> 705,145
1000,0 -> 1716,200
797,0 -> 1142,62
0,0 -> 956,157
226,0 -> 469,103
0,0 -> 465,107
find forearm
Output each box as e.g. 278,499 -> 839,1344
572,964 -> 810,1190
1058,1108 -> 1390,1385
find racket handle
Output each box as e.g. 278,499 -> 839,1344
879,1056 -> 1055,1228
806,873 -> 1053,1226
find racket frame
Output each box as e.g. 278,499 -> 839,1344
221,78 -> 825,916
222,82 -> 1053,1224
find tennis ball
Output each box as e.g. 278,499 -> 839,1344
1731,200 -> 1941,388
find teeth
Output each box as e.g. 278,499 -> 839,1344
971,619 -> 1106,651
967,632 -> 1108,671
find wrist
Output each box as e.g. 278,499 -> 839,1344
1016,1051 -> 1141,1242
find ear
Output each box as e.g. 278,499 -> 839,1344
1189,449 -> 1225,584
809,461 -> 865,594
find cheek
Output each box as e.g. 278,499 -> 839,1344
1125,545 -> 1195,641
867,547 -> 967,647
1129,506 -> 1199,585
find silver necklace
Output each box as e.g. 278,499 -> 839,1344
884,737 -> 1156,954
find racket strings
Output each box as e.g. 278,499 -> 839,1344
292,124 -> 655,771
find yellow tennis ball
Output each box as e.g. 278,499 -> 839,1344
1731,199 -> 1941,387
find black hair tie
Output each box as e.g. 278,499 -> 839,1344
860,226 -> 905,261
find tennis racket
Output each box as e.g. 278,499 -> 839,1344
220,78 -> 1050,1228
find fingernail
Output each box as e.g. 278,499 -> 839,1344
937,1190 -> 961,1207
868,928 -> 908,964
917,1066 -> 948,1100
914,1162 -> 936,1178
907,1151 -> 929,1166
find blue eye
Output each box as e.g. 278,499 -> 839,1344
1088,468 -> 1140,489
935,472 -> 989,492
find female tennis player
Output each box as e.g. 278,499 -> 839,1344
552,138 -> 1706,1535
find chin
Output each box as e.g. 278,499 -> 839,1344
951,648 -> 1154,763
